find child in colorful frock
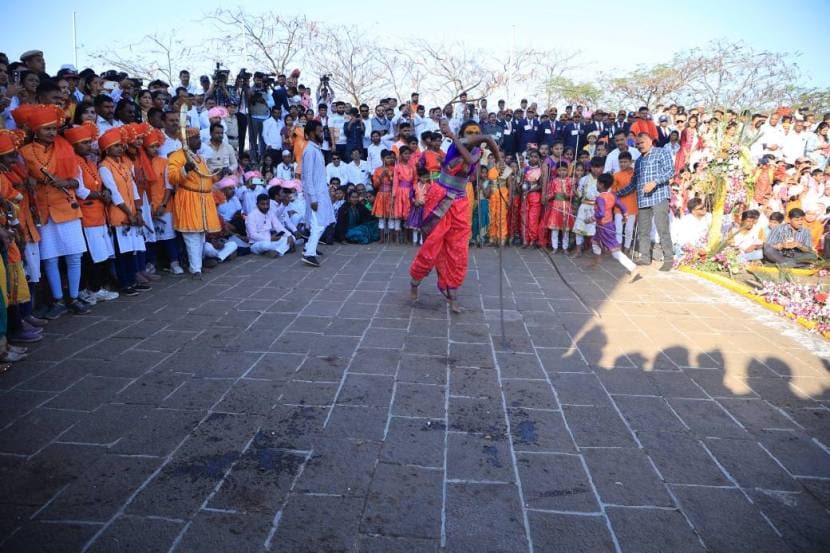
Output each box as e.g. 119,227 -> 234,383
371,151 -> 396,242
407,168 -> 431,245
544,161 -> 575,253
571,157 -> 603,256
487,163 -> 511,247
521,150 -> 544,248
592,173 -> 639,280
393,146 -> 416,243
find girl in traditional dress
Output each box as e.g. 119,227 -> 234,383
406,168 -> 431,245
393,146 -> 415,243
544,161 -> 575,253
372,150 -> 396,243
520,150 -> 544,248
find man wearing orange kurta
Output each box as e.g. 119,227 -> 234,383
167,127 -> 221,278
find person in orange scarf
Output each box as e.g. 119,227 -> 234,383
63,122 -> 119,304
0,129 -> 42,346
121,123 -> 162,284
98,127 -> 148,296
167,128 -> 222,279
142,128 -> 183,274
16,104 -> 89,319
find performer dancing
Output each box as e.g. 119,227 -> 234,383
409,120 -> 501,314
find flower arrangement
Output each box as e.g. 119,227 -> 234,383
675,240 -> 744,277
756,281 -> 830,334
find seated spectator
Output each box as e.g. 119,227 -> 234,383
238,171 -> 265,215
729,209 -> 764,263
335,190 -> 379,244
763,208 -> 818,266
245,193 -> 293,257
672,197 -> 711,256
276,150 -> 295,180
215,177 -> 244,235
344,148 -> 370,185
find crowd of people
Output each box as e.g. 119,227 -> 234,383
0,47 -> 828,367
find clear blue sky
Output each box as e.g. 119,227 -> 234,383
4,0 -> 829,87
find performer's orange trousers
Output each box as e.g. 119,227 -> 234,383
410,186 -> 471,292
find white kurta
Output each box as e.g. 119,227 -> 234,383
301,142 -> 335,228
100,166 -> 146,254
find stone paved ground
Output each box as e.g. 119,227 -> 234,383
0,244 -> 828,553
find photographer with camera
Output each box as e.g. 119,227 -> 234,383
206,63 -> 238,110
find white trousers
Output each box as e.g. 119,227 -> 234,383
204,240 -> 238,261
303,209 -> 324,257
591,242 -> 637,273
251,237 -> 290,256
614,213 -> 637,249
182,232 -> 205,273
24,242 -> 41,283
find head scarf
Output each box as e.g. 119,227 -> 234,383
143,128 -> 166,148
282,178 -> 303,193
15,105 -> 77,179
13,104 -> 65,131
267,177 -> 284,189
63,121 -> 98,145
207,107 -> 228,119
243,170 -> 262,181
185,127 -> 200,139
98,127 -> 123,152
215,176 -> 238,190
0,129 -> 25,155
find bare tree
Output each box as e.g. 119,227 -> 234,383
89,31 -> 196,83
673,39 -> 801,110
305,25 -> 385,105
413,41 -> 498,105
527,48 -> 582,107
603,63 -> 692,109
374,47 -> 428,103
203,8 -> 318,76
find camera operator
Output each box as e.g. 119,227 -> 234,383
206,65 -> 238,109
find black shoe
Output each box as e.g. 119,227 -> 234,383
203,257 -> 219,269
315,250 -> 324,257
67,299 -> 90,315
635,259 -> 652,266
133,283 -> 152,292
659,261 -> 674,272
121,287 -> 139,297
302,255 -> 320,267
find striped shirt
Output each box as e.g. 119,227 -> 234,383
765,223 -> 813,252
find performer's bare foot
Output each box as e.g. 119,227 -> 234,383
590,255 -> 601,268
410,279 -> 420,302
629,270 -> 642,283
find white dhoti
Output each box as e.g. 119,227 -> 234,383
24,242 -> 41,283
38,217 -> 87,260
112,225 -> 146,254
83,225 -> 115,263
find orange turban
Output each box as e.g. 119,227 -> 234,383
99,127 -> 123,152
143,128 -> 165,148
185,127 -> 200,139
63,121 -> 99,145
0,130 -> 25,155
12,104 -> 65,131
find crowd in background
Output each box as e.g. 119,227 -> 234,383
0,47 -> 828,367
